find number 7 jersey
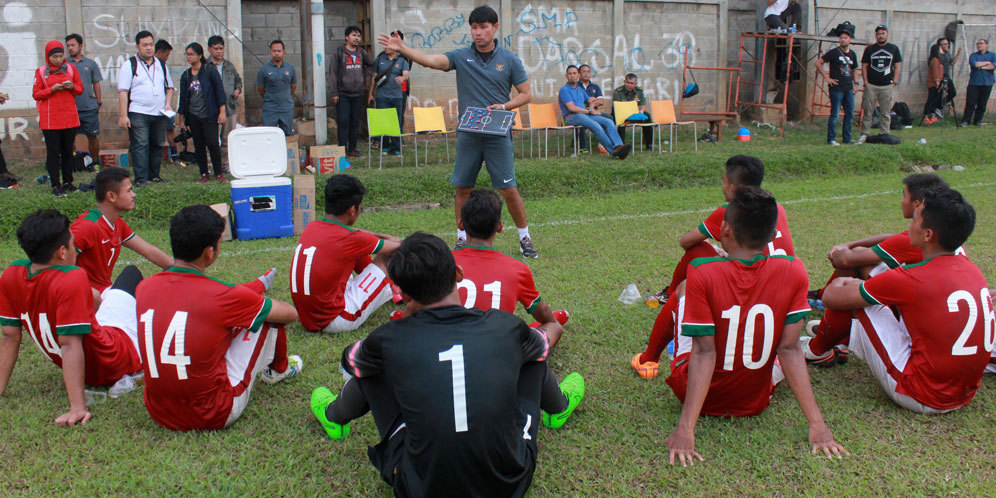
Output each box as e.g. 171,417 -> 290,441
676,254 -> 811,417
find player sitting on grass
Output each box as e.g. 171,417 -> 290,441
453,189 -> 569,346
70,167 -> 173,305
0,210 -> 146,426
137,205 -> 301,431
632,155 -> 794,378
310,232 -> 584,496
820,187 -> 993,414
662,187 -> 845,466
803,173 -> 953,366
290,174 -> 401,333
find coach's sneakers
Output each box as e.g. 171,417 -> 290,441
857,134 -> 868,144
311,387 -> 351,440
257,268 -> 277,292
630,353 -> 660,379
520,236 -> 539,258
800,336 -> 837,367
542,372 -> 585,429
262,354 -> 303,384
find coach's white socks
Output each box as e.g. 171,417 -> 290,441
518,227 -> 530,240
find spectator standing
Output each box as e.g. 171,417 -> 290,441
559,65 -> 631,159
368,30 -> 409,156
117,31 -> 174,187
154,40 -> 180,163
65,34 -> 102,164
178,42 -> 227,183
330,26 -> 374,158
962,39 -> 996,127
257,40 -> 296,136
207,35 -> 242,162
859,25 -> 902,142
924,39 -> 961,123
33,40 -> 83,197
576,64 -> 603,153
612,73 -> 653,151
376,6 -> 540,257
817,30 -> 858,145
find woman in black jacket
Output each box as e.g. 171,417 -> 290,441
178,42 -> 227,182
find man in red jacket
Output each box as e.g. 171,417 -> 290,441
33,40 -> 83,196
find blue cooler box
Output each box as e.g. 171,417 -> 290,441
228,127 -> 295,240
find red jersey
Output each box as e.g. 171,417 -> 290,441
71,209 -> 135,293
0,261 -> 140,385
290,218 -> 384,331
453,245 -> 542,314
871,231 -> 967,269
670,254 -> 811,417
699,204 -> 795,256
859,255 -> 993,410
137,268 -> 272,431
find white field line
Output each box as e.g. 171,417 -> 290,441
118,181 -> 993,265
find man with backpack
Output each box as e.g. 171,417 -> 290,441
117,31 -> 174,188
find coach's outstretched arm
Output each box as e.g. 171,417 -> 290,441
377,33 -> 449,71
0,325 -> 22,398
776,320 -> 848,458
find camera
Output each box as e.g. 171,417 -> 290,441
173,128 -> 192,143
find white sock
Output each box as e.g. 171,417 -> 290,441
457,229 -> 467,241
258,268 -> 277,291
517,227 -> 530,240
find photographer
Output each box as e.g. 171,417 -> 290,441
177,42 -> 227,183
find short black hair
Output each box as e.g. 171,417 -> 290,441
17,210 -> 72,264
391,30 -> 405,40
135,31 -> 154,45
388,232 -> 457,305
625,73 -> 638,81
207,35 -> 224,48
725,155 -> 764,187
579,64 -> 591,71
169,205 -> 225,262
65,33 -> 83,45
324,174 -> 366,215
270,39 -> 284,50
461,189 -> 503,240
345,25 -> 361,37
919,187 -> 975,251
902,173 -> 948,202
468,5 -> 499,25
566,64 -> 579,73
95,167 -> 131,202
155,39 -> 172,53
724,186 -> 778,249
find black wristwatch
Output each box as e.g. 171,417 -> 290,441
587,110 -> 592,115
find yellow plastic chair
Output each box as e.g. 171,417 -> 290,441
367,107 -> 412,169
612,100 -> 655,154
412,106 -> 453,167
650,100 -> 697,153
527,103 -> 575,159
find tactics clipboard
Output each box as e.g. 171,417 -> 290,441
457,107 -> 517,136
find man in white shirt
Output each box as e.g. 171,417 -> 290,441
764,0 -> 801,32
117,30 -> 174,188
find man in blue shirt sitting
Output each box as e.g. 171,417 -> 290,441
575,64 -> 603,153
558,65 -> 631,160
962,38 -> 996,127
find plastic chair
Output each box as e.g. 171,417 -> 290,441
613,100 -> 655,153
511,109 -> 531,158
412,106 -> 453,167
367,108 -> 412,169
526,103 -> 575,159
650,100 -> 697,153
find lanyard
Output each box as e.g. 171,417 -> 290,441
139,58 -> 160,96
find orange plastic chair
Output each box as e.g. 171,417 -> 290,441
527,103 -> 576,159
650,100 -> 697,153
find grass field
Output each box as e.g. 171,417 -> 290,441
1,122 -> 995,495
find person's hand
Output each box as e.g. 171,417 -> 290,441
592,109 -> 601,116
164,103 -> 173,112
368,95 -> 375,106
828,243 -> 848,260
96,100 -> 102,107
0,93 -> 7,105
664,429 -> 704,467
332,95 -> 339,104
377,32 -> 404,53
217,113 -> 226,125
809,424 -> 848,459
55,406 -> 91,427
827,77 -> 839,85
233,88 -> 241,98
118,115 -> 131,129
394,75 -> 404,85
486,103 -> 507,110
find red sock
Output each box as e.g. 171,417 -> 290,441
809,308 -> 852,355
666,241 -> 719,296
641,296 -> 678,364
241,279 -> 265,295
268,325 -> 289,372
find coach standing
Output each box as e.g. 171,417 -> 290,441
377,5 -> 539,258
118,30 -> 174,187
962,39 -> 996,127
858,25 -> 902,142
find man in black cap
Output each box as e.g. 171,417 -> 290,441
859,25 -> 903,142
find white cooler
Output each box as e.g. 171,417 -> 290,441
228,127 -> 294,240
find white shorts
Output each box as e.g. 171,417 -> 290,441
322,263 -> 393,334
224,324 -> 279,427
850,305 -> 954,415
95,288 -> 140,357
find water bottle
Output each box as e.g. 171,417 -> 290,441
790,24 -> 797,34
108,374 -> 137,398
85,389 -> 107,406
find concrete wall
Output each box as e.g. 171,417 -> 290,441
2,0 -> 995,159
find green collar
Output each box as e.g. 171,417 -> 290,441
456,244 -> 496,251
320,217 -> 356,231
26,264 -> 78,278
166,266 -> 234,287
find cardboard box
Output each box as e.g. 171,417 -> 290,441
209,203 -> 233,241
292,174 -> 316,235
285,135 -> 300,174
98,149 -> 129,169
309,145 -> 346,174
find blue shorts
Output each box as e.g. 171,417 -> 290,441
262,111 -> 295,136
76,109 -> 100,136
450,131 -> 516,189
